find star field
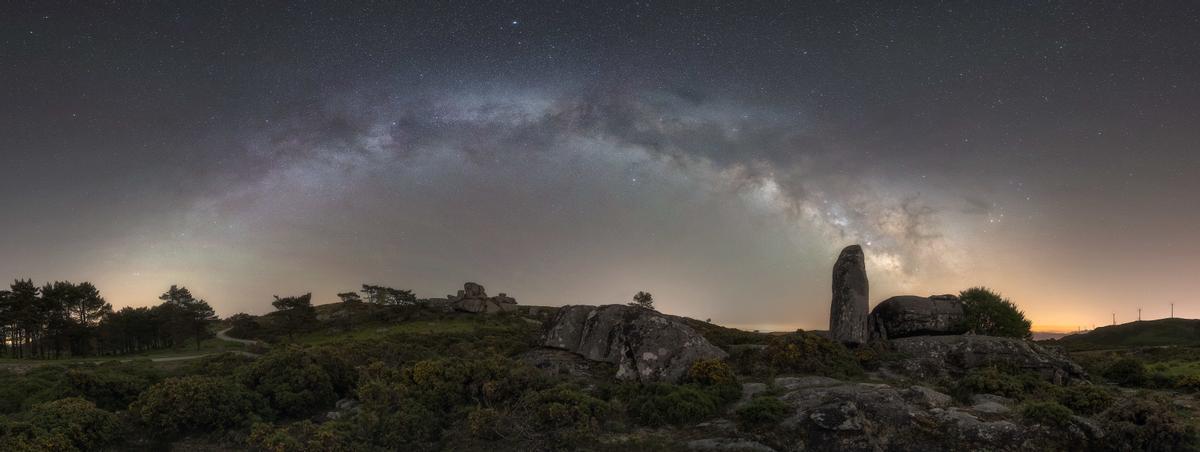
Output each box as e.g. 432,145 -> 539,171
2,1 -> 1199,331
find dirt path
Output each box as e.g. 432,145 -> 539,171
216,327 -> 262,346
0,328 -> 263,373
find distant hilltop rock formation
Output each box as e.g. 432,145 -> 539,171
438,282 -> 518,314
869,294 -> 967,340
540,304 -> 727,382
829,245 -> 869,345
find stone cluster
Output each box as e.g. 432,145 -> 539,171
444,282 -> 518,314
827,244 -> 1086,383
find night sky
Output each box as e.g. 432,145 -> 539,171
3,2 -> 1199,331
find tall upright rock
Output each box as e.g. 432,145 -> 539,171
830,245 -> 869,345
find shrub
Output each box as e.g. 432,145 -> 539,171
622,383 -> 721,427
247,420 -> 353,452
1020,400 -> 1074,428
466,407 -> 503,440
519,385 -> 612,446
1056,385 -> 1114,415
953,367 -> 1023,400
1175,374 -> 1200,392
686,359 -> 741,403
347,394 -> 440,447
63,362 -> 163,411
237,346 -> 354,417
735,396 -> 789,431
760,330 -> 863,378
130,376 -> 266,437
351,357 -> 546,448
11,398 -> 122,451
185,351 -> 257,377
687,359 -> 737,386
960,287 -> 1032,339
1103,358 -> 1147,387
1099,395 -> 1198,451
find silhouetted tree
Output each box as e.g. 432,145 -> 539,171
336,292 -> 364,331
630,291 -> 654,310
271,293 -> 317,339
9,280 -> 41,358
337,292 -> 362,304
159,285 -> 218,350
227,313 -> 262,339
360,284 -> 416,306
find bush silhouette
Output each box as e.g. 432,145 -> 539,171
130,376 -> 266,437
960,287 -> 1032,339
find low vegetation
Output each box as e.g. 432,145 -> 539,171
0,282 -> 1198,450
960,287 -> 1032,339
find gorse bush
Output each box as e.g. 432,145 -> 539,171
63,361 -> 164,411
0,397 -> 122,452
516,385 -> 613,447
1099,395 -> 1198,451
130,376 -> 267,437
759,330 -> 863,378
1103,357 -> 1148,387
735,396 -> 790,431
237,346 -> 354,417
1020,400 -> 1074,428
349,357 -> 549,448
960,287 -> 1032,339
686,359 -> 741,402
247,420 -> 353,452
620,383 -> 722,427
1056,385 -> 1114,415
954,367 -> 1023,400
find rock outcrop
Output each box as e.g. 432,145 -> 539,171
869,294 -> 967,339
541,304 -> 727,382
447,282 -> 517,314
883,335 -> 1087,384
722,377 -> 1100,451
830,245 -> 869,345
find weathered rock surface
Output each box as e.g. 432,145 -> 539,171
830,245 -> 869,345
740,377 -> 1099,451
518,348 -> 612,380
884,335 -> 1087,384
447,282 -> 518,314
869,294 -> 967,339
687,438 -> 777,451
541,304 -> 727,382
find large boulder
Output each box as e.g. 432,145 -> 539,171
447,282 -> 518,314
883,335 -> 1087,384
830,245 -> 869,345
455,297 -> 516,314
869,295 -> 967,339
541,304 -> 727,382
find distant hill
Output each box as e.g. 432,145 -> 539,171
1049,318 -> 1200,351
1031,331 -> 1072,341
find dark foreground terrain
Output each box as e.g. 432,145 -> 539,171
1,300 -> 1197,451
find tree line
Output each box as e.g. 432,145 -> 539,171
0,280 -> 216,359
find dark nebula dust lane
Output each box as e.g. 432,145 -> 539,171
2,2 -> 1199,330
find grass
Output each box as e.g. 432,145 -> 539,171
1148,361 -> 1200,379
0,331 -> 247,370
285,317 -> 513,346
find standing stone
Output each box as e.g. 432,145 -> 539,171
830,245 -> 869,345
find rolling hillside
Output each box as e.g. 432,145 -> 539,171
1051,318 -> 1200,350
